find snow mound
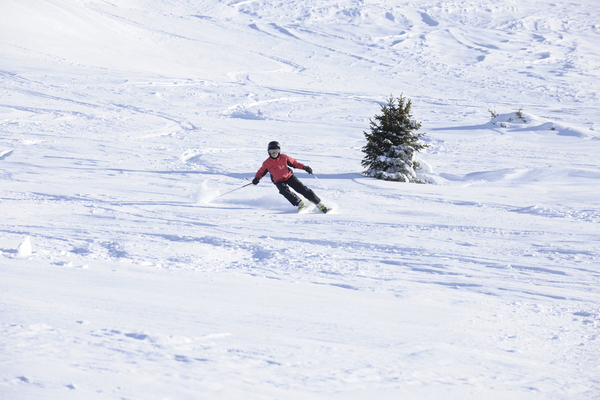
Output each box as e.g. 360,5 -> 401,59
490,111 -> 592,138
0,149 -> 14,160
17,237 -> 33,258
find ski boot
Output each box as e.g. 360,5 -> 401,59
316,203 -> 329,213
297,201 -> 308,213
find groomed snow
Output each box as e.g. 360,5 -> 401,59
1,0 -> 599,399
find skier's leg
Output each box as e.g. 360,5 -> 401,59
274,181 -> 302,206
286,175 -> 321,204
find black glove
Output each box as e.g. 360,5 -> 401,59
304,166 -> 313,174
252,178 -> 260,185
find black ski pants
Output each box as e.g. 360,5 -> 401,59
274,175 -> 321,206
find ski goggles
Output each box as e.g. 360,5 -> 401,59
268,149 -> 280,155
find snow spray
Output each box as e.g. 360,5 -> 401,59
192,180 -> 221,204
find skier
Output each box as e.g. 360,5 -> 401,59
252,141 -> 329,213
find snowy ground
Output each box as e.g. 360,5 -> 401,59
1,0 -> 599,399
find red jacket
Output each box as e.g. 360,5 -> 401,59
255,154 -> 306,183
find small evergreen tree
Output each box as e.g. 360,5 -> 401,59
361,94 -> 429,183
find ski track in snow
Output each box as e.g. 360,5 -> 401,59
1,0 -> 600,399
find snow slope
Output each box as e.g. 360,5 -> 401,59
1,0 -> 599,399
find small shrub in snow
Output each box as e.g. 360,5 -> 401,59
361,94 -> 429,183
515,107 -> 527,123
490,108 -> 528,127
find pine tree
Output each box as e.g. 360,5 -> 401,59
361,94 -> 429,183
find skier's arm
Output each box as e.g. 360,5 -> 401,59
286,156 -> 312,174
254,163 -> 269,183
286,155 -> 306,170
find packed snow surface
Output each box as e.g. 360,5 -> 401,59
1,0 -> 599,399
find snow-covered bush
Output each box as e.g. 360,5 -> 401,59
361,95 -> 429,183
489,108 -> 528,128
487,108 -> 591,137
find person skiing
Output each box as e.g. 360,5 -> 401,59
252,141 -> 329,213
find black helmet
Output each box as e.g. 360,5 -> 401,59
267,141 -> 280,151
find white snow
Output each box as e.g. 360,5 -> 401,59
1,0 -> 599,399
17,237 -> 33,258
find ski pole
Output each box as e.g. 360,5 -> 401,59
312,174 -> 328,189
214,182 -> 253,200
